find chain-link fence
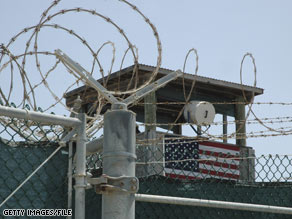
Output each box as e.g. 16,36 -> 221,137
85,133 -> 292,219
0,112 -> 69,218
1,113 -> 292,219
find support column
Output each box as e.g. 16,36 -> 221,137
144,92 -> 156,134
235,97 -> 246,146
144,92 -> 157,176
197,125 -> 202,136
103,107 -> 136,219
223,115 -> 227,143
75,113 -> 87,219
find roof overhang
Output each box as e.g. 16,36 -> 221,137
65,64 -> 264,127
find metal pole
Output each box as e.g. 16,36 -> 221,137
123,70 -> 183,106
102,103 -> 136,219
0,105 -> 81,127
135,194 -> 292,215
86,137 -> 103,156
67,142 -> 73,219
74,113 -> 87,219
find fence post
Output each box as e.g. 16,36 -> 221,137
75,113 -> 87,219
102,103 -> 136,219
68,142 -> 73,219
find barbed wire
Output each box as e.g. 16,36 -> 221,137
237,53 -> 292,136
135,153 -> 292,166
136,130 -> 292,147
0,0 -> 162,140
137,116 -> 292,127
0,0 -> 161,101
1,0 -> 292,142
166,49 -> 199,134
138,101 -> 292,105
2,2 -> 292,217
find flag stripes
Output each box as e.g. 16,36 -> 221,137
164,138 -> 241,180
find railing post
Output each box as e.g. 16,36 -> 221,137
75,113 -> 87,219
102,103 -> 136,219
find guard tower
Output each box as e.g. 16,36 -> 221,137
65,64 -> 264,181
65,64 -> 263,145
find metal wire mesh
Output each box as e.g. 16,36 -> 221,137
1,111 -> 292,218
86,133 -> 292,219
0,112 -> 69,218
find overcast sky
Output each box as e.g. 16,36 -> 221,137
1,0 -> 292,156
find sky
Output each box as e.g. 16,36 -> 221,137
1,0 -> 292,157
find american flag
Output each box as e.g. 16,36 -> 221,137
164,138 -> 240,180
